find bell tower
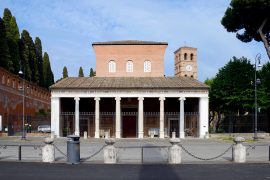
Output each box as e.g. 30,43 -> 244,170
174,46 -> 197,79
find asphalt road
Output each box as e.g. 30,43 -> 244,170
0,162 -> 269,180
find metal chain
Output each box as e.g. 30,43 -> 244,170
0,145 -> 7,154
80,145 -> 107,162
179,144 -> 233,161
246,145 -> 256,156
53,144 -> 67,157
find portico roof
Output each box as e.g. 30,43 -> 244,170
50,77 -> 209,90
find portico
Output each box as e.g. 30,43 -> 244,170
50,77 -> 209,139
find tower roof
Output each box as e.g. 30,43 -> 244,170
174,46 -> 197,54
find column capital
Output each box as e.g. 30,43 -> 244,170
159,97 -> 166,101
138,97 -> 144,101
115,97 -> 121,101
178,97 -> 186,101
94,97 -> 100,101
51,97 -> 59,100
74,97 -> 80,101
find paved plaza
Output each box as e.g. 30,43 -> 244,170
0,135 -> 269,164
0,162 -> 270,180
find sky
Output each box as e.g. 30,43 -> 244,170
0,0 -> 268,82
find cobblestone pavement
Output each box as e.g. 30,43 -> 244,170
0,136 -> 269,164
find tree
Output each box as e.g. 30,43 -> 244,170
258,62 -> 270,110
18,37 -> 31,80
210,57 -> 255,114
3,8 -> 20,73
78,67 -> 84,77
89,68 -> 96,77
63,66 -> 68,78
35,37 -> 44,86
0,17 -> 11,70
21,30 -> 39,83
221,0 -> 270,59
43,52 -> 54,88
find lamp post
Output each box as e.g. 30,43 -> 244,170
254,53 -> 262,140
18,69 -> 26,140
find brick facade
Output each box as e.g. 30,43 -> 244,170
92,41 -> 167,77
0,67 -> 51,133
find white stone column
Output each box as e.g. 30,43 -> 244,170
138,97 -> 144,139
115,97 -> 121,138
51,97 -> 60,137
179,97 -> 186,139
94,97 -> 100,138
159,97 -> 165,138
199,97 -> 209,138
74,97 -> 80,136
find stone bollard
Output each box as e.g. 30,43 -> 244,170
233,137 -> 246,163
104,138 -> 116,164
204,132 -> 209,139
42,137 -> 55,163
150,132 -> 154,138
84,131 -> 87,139
50,131 -> 55,140
172,132 -> 176,139
105,131 -> 109,139
169,138 -> 181,164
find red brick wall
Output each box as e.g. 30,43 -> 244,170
0,67 -> 51,131
93,44 -> 167,77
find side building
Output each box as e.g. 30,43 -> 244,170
50,40 -> 209,139
0,67 -> 51,135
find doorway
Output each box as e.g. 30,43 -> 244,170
122,115 -> 137,138
122,106 -> 137,138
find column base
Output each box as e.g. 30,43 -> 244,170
159,131 -> 165,139
95,131 -> 100,138
138,132 -> 144,139
74,131 -> 79,136
179,132 -> 185,139
116,131 -> 121,138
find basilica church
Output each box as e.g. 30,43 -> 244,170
50,40 -> 209,138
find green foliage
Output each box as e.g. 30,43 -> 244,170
21,30 -> 39,83
221,0 -> 270,59
258,62 -> 270,110
0,8 -> 54,89
0,17 -> 11,70
78,66 -> 84,77
3,8 -> 20,73
210,57 -> 254,113
43,52 -> 54,88
89,68 -> 96,77
63,66 -> 68,78
35,37 -> 44,87
18,37 -> 31,80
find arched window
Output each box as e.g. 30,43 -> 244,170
190,53 -> 194,60
184,53 -> 187,60
108,60 -> 116,73
126,60 -> 133,72
144,60 -> 151,72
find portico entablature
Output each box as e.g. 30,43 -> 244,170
51,89 -> 208,98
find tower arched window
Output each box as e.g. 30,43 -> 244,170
190,53 -> 194,60
126,60 -> 133,72
184,53 -> 187,60
144,60 -> 151,72
108,60 -> 116,73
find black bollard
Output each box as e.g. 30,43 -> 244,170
18,146 -> 21,161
